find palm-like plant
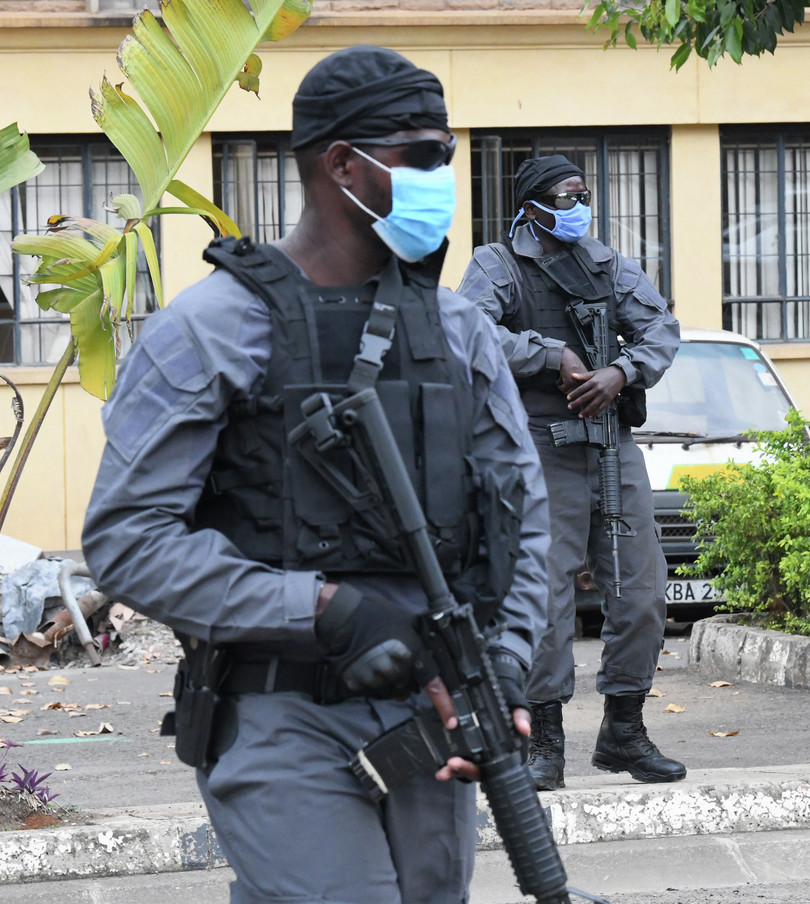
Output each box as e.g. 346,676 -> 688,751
0,0 -> 312,528
0,124 -> 45,195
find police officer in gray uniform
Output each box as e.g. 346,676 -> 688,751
457,155 -> 686,792
82,47 -> 551,904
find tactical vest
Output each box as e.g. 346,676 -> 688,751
192,237 -> 478,580
498,238 -> 621,418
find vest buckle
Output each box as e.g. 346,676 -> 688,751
299,392 -> 348,452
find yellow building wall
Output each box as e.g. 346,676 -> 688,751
1,15 -> 810,548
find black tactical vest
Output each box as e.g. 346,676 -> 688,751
495,238 -> 620,417
192,237 -> 478,579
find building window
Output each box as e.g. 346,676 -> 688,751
722,126 -> 810,342
213,135 -> 303,242
0,137 -> 158,366
470,129 -> 671,299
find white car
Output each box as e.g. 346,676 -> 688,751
576,327 -> 799,624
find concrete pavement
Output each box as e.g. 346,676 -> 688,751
1,618 -> 808,894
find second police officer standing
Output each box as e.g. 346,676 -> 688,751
458,154 -> 687,792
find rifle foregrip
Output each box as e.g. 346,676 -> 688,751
481,753 -> 570,904
598,447 -> 622,520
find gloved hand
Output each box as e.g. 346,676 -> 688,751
315,583 -> 438,697
490,653 -> 530,761
490,653 -> 529,713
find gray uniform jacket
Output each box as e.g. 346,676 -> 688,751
457,226 -> 680,391
82,262 -> 551,673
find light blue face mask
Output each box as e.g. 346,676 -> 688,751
341,147 -> 456,263
509,199 -> 593,244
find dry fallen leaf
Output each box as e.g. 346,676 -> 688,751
73,722 -> 114,738
54,763 -> 72,771
48,676 -> 69,686
19,689 -> 37,696
664,703 -> 686,713
0,687 -> 11,695
1,716 -> 22,723
138,752 -> 150,757
84,704 -> 109,710
708,730 -> 740,737
647,688 -> 664,697
159,692 -> 172,698
709,681 -> 733,688
160,760 -> 172,765
37,729 -> 58,736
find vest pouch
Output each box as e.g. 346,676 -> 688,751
420,383 -> 471,573
617,384 -> 647,427
451,464 -> 526,626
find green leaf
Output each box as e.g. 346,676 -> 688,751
725,18 -> 744,63
133,221 -> 163,308
665,0 -> 681,28
0,123 -> 45,194
70,287 -> 116,401
670,41 -> 693,69
124,231 -> 138,322
164,179 -> 241,237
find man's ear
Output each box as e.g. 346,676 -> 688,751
322,141 -> 355,188
523,200 -> 538,220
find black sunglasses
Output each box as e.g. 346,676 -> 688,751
344,134 -> 457,171
538,189 -> 591,210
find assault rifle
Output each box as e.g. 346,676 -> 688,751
290,387 -> 611,904
547,301 -> 632,600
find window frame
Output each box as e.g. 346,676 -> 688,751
0,135 -> 158,367
212,133 -> 302,244
469,127 -> 672,301
721,124 -> 810,343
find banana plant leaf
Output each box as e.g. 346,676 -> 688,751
11,0 -> 313,400
0,123 -> 45,195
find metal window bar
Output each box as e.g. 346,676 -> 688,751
3,139 -> 157,365
722,127 -> 810,342
470,129 -> 670,298
214,136 -> 305,241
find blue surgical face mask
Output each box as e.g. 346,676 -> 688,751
509,199 -> 593,244
341,147 -> 456,263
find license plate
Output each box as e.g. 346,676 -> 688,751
665,579 -> 722,604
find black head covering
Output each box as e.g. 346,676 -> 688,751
291,45 -> 449,150
514,155 -> 585,204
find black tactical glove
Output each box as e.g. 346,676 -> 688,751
315,583 -> 438,698
490,653 -> 529,713
491,653 -> 530,760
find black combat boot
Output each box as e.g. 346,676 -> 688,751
592,694 -> 687,783
527,701 -> 565,791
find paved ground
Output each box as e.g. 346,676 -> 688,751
1,626 -> 809,900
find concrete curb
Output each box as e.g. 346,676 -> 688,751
690,614 -> 810,688
2,766 -> 809,885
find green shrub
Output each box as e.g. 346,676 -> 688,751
678,408 -> 810,636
